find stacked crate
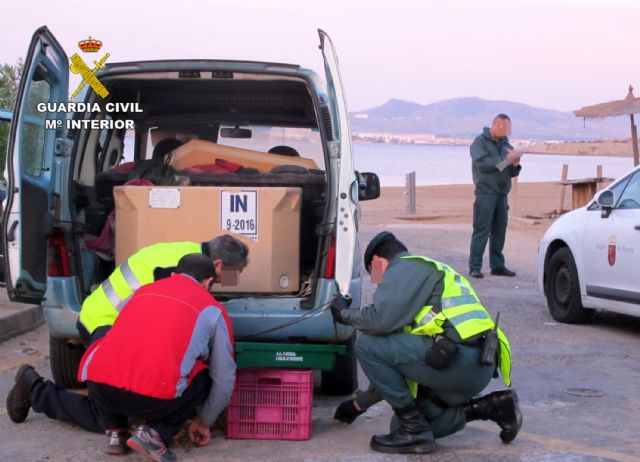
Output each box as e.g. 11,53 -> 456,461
226,368 -> 313,441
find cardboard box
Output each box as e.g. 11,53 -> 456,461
169,140 -> 318,173
114,186 -> 301,293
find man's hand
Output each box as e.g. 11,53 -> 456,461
334,399 -> 364,424
507,150 -> 521,166
188,416 -> 212,447
330,293 -> 351,324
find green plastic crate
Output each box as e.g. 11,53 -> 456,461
234,342 -> 346,370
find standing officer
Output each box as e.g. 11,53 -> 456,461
331,231 -> 521,455
78,234 -> 249,346
468,113 -> 521,278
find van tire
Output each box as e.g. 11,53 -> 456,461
321,332 -> 358,395
545,247 -> 594,323
50,336 -> 85,389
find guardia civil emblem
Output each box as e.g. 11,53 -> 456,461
69,36 -> 110,99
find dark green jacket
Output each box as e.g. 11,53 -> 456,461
340,252 -> 444,335
341,253 -> 464,411
470,127 -> 521,195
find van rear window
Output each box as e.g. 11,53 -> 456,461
22,80 -> 51,177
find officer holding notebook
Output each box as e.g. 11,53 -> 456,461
468,114 -> 522,279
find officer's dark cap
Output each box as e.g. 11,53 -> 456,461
363,231 -> 396,273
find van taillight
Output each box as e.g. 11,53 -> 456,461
323,234 -> 336,279
48,233 -> 70,277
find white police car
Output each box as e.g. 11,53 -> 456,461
537,165 -> 640,322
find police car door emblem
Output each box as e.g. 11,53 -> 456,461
608,235 -> 617,266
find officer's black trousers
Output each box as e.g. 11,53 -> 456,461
356,332 -> 495,438
469,193 -> 509,271
31,371 -> 211,444
31,379 -> 104,433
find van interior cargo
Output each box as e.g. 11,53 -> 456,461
71,69 -> 329,302
169,140 -> 320,173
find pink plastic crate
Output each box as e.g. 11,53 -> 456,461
226,368 -> 313,440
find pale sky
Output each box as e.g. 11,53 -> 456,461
1,0 -> 638,112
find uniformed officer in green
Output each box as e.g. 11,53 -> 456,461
77,234 -> 249,346
469,114 -> 521,279
330,231 -> 522,455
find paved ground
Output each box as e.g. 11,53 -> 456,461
0,290 -> 43,343
1,222 -> 640,461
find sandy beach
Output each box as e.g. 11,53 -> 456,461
358,181 -> 608,270
522,138 -> 636,157
360,181 -> 581,227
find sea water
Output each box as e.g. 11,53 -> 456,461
353,143 -> 635,187
123,135 -> 634,187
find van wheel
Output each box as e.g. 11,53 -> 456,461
545,247 -> 594,323
321,333 -> 358,395
49,336 -> 85,389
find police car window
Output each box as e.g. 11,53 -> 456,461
588,175 -> 631,211
616,171 -> 640,209
610,175 -> 631,201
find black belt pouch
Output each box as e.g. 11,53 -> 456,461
425,335 -> 458,370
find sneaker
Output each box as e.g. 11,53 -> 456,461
127,425 -> 177,462
6,364 -> 43,424
104,429 -> 131,456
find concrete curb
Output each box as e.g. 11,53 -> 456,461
0,305 -> 44,343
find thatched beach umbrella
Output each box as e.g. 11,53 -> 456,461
574,85 -> 640,166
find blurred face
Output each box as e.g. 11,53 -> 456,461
370,256 -> 390,284
491,118 -> 511,139
214,259 -> 247,286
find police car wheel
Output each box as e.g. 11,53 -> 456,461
545,247 -> 594,324
49,336 -> 85,389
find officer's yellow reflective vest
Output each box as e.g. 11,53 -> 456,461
79,241 -> 202,333
402,256 -> 512,389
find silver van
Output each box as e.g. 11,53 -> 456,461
2,27 -> 379,394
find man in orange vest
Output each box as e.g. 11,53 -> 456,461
7,254 -> 237,461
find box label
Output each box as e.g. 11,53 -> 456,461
275,351 -> 304,362
221,190 -> 258,241
148,188 -> 181,208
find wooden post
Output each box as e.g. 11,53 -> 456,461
631,114 -> 639,167
405,171 -> 416,215
596,165 -> 603,179
558,163 -> 569,214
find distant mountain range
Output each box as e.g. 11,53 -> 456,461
350,97 -> 630,141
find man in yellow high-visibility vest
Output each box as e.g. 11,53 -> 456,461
77,234 -> 249,346
330,231 -> 521,455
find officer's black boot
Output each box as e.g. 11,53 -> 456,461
370,402 -> 436,454
464,390 -> 522,443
